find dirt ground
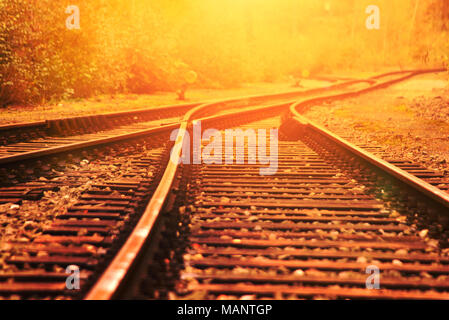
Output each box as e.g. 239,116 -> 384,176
0,80 -> 330,126
303,72 -> 449,173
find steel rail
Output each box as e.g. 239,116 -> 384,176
3,73 -> 400,171
85,68 -> 444,300
84,98 -> 292,300
0,102 -> 199,136
289,115 -> 449,210
0,79 -> 345,136
0,123 -> 179,165
0,67 -> 442,135
295,115 -> 449,208
0,121 -> 47,132
289,68 -> 449,210
289,69 -> 446,115
309,67 -> 445,84
368,67 -> 446,79
0,78 -> 371,167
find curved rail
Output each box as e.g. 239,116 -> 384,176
0,78 -> 373,167
289,69 -> 446,115
84,99 -> 241,299
289,68 -> 449,210
292,113 -> 449,209
1,67 -> 443,135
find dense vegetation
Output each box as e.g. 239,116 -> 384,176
0,0 -> 448,107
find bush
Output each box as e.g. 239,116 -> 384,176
0,0 -> 448,107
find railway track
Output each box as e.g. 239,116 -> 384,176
0,76 -> 388,203
297,130 -> 449,194
0,101 -> 198,147
0,136 -> 170,299
0,69 -> 447,300
122,116 -> 449,300
0,77 -> 369,166
86,68 -> 449,300
0,74 -> 378,299
0,68 -> 435,168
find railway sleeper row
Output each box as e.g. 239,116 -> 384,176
0,136 -> 171,299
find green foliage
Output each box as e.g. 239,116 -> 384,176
0,0 -> 99,105
0,0 -> 448,107
0,0 -> 181,106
